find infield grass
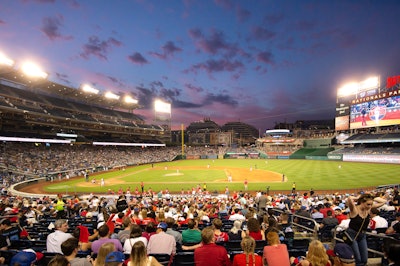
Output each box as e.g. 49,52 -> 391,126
43,159 -> 400,194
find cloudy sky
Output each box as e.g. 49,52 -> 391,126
1,0 -> 400,131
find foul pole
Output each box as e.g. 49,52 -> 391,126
181,124 -> 184,157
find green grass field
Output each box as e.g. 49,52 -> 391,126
42,159 -> 400,195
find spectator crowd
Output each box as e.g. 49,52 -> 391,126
0,184 -> 398,265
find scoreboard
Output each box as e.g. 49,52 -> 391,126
336,75 -> 400,131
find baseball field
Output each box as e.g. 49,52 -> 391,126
20,159 -> 400,195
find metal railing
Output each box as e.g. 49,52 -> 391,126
273,209 -> 319,239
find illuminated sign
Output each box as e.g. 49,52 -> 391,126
336,103 -> 350,116
351,88 -> 400,105
387,75 -> 400,88
335,116 -> 350,131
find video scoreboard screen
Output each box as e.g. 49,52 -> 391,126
350,95 -> 400,129
336,75 -> 400,131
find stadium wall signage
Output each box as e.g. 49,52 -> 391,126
351,88 -> 400,105
386,75 -> 400,88
343,154 -> 400,164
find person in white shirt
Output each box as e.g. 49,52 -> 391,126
336,212 -> 351,232
123,224 -> 148,254
46,219 -> 73,253
368,208 -> 388,232
147,222 -> 176,255
229,208 -> 246,222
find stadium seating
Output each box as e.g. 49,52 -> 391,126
173,251 -> 195,266
148,253 -> 174,266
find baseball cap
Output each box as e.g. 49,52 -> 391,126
327,243 -> 355,264
105,251 -> 125,263
10,249 -> 44,266
157,222 -> 168,230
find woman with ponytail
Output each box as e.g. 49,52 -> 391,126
232,236 -> 263,266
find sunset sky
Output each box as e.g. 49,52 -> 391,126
1,0 -> 400,131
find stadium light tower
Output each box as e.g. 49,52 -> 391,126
359,76 -> 380,91
337,82 -> 358,97
154,99 -> 172,131
20,62 -> 48,79
124,95 -> 138,104
154,99 -> 171,114
105,91 -> 120,100
337,76 -> 380,97
81,84 -> 99,94
0,52 -> 14,67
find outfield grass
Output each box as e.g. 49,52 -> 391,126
43,159 -> 400,194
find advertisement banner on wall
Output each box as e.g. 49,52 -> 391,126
343,154 -> 400,164
328,154 -> 343,160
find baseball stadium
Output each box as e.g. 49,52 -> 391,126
1,57 -> 400,265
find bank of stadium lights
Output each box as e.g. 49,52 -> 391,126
337,76 -> 380,97
81,84 -> 99,94
0,52 -> 14,67
105,91 -> 120,100
337,82 -> 358,97
20,62 -> 48,79
360,76 -> 380,90
124,95 -> 138,104
154,99 -> 171,114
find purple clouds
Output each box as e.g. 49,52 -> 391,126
1,0 -> 399,131
128,52 -> 149,65
149,41 -> 183,60
189,28 -> 234,55
80,36 -> 122,60
187,59 -> 244,74
41,15 -> 73,41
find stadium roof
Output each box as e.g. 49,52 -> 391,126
340,132 -> 400,144
0,68 -> 139,110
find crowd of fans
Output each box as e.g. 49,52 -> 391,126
0,142 -> 400,265
0,143 -> 235,181
330,146 -> 400,155
0,186 -> 398,265
0,143 -> 183,177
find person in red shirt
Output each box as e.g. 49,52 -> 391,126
232,191 -> 239,201
142,222 -> 156,242
263,231 -> 290,266
234,236 -> 263,266
130,208 -> 142,225
140,209 -> 156,225
320,203 -> 335,218
178,213 -> 190,226
212,218 -> 229,243
194,227 -> 231,266
114,212 -> 124,228
243,217 -> 265,241
334,208 -> 348,225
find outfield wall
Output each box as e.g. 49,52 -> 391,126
343,154 -> 400,164
305,156 -> 329,160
